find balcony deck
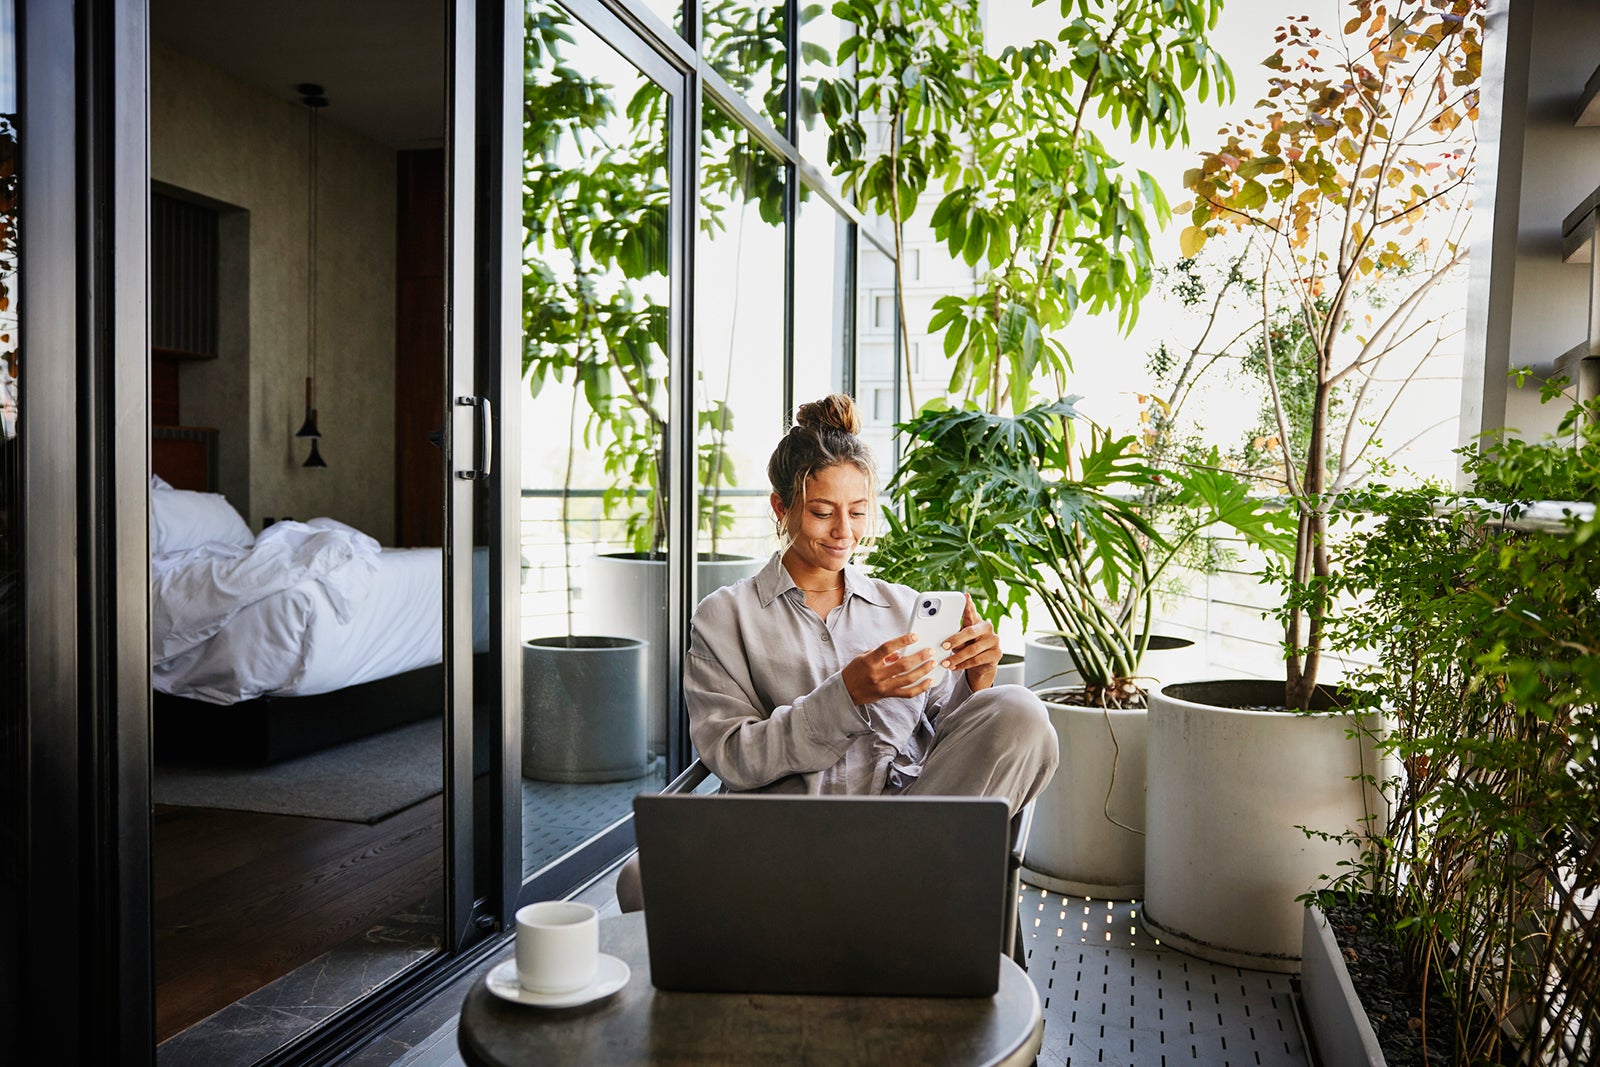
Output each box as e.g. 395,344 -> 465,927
1020,887 -> 1308,1066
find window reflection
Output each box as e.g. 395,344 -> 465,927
702,0 -> 786,137
792,182 -> 847,405
796,1 -> 846,164
697,98 -> 785,564
519,0 -> 672,875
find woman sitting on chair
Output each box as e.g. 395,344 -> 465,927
684,393 -> 1058,814
616,394 -> 1058,912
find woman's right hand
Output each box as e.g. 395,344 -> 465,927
841,633 -> 940,706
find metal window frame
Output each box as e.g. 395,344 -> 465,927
20,0 -> 91,1056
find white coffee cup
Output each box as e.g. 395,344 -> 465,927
514,900 -> 599,994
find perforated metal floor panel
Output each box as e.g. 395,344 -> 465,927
1020,886 -> 1310,1067
520,759 -> 668,876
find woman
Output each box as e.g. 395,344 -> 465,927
684,394 -> 1058,815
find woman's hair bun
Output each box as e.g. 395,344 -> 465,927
794,394 -> 860,436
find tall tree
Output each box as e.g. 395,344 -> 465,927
1182,0 -> 1481,709
822,0 -> 1233,413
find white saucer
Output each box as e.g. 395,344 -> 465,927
485,954 -> 630,1008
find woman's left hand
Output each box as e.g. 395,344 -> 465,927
939,594 -> 1001,691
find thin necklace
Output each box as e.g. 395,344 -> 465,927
795,578 -> 844,593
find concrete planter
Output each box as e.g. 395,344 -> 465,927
1019,634 -> 1197,897
521,636 -> 650,784
1021,694 -> 1148,897
992,652 -> 1025,688
1022,632 -> 1203,691
1301,904 -> 1387,1066
1142,679 -> 1384,972
581,552 -> 761,755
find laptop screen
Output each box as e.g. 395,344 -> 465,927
633,793 -> 1011,996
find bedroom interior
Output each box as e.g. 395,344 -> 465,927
145,2 -> 676,1058
146,0 -> 462,1052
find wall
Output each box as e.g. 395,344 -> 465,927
1463,0 -> 1600,455
150,43 -> 397,539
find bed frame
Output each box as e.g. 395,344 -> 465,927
153,654 -> 494,767
154,664 -> 439,766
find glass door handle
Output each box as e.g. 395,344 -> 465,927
456,396 -> 492,480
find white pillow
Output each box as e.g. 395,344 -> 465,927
150,473 -> 174,491
151,489 -> 255,554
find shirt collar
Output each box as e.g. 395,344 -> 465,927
753,550 -> 890,609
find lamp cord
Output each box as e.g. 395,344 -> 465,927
306,102 -> 317,386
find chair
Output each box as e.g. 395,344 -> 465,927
617,758 -> 1036,971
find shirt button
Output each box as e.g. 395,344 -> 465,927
821,634 -> 830,642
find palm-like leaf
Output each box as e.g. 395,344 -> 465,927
869,401 -> 1287,702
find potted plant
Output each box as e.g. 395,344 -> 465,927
1142,0 -> 1481,968
867,400 -> 1286,895
1302,385 -> 1600,1064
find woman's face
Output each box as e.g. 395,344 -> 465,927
773,463 -> 871,574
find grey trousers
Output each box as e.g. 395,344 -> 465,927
615,683 -> 1058,913
902,683 -> 1060,816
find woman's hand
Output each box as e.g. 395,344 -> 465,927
943,594 -> 1001,691
841,634 -> 941,706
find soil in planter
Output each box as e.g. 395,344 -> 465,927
1324,899 -> 1462,1067
1035,686 -> 1147,709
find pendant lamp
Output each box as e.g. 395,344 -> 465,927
296,84 -> 329,468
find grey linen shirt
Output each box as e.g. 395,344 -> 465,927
685,551 -> 976,796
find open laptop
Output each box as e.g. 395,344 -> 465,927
631,792 -> 1011,996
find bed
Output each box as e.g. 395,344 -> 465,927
150,477 -> 490,766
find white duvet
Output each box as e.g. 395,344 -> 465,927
152,518 -> 486,705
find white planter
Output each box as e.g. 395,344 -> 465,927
1301,904 -> 1387,1066
1142,679 -> 1384,972
1022,632 -> 1203,691
1019,634 -> 1196,897
580,552 -> 762,755
1021,695 -> 1147,897
1022,633 -> 1081,690
521,636 -> 650,783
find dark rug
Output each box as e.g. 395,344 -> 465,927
152,720 -> 443,823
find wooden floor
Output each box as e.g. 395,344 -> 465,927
152,797 -> 444,1042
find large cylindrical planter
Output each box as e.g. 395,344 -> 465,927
522,636 -> 651,784
1143,679 -> 1383,972
1022,697 -> 1147,897
1019,634 -> 1197,897
580,553 -> 761,756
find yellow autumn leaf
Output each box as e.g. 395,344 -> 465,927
1179,225 -> 1206,258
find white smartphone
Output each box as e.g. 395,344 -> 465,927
901,591 -> 968,678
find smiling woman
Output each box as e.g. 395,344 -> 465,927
679,393 -> 1059,814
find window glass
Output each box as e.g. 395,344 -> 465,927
696,98 -> 785,569
791,182 -> 847,406
795,0 -> 845,163
701,0 -> 786,140
856,231 -> 898,466
519,0 -> 672,860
